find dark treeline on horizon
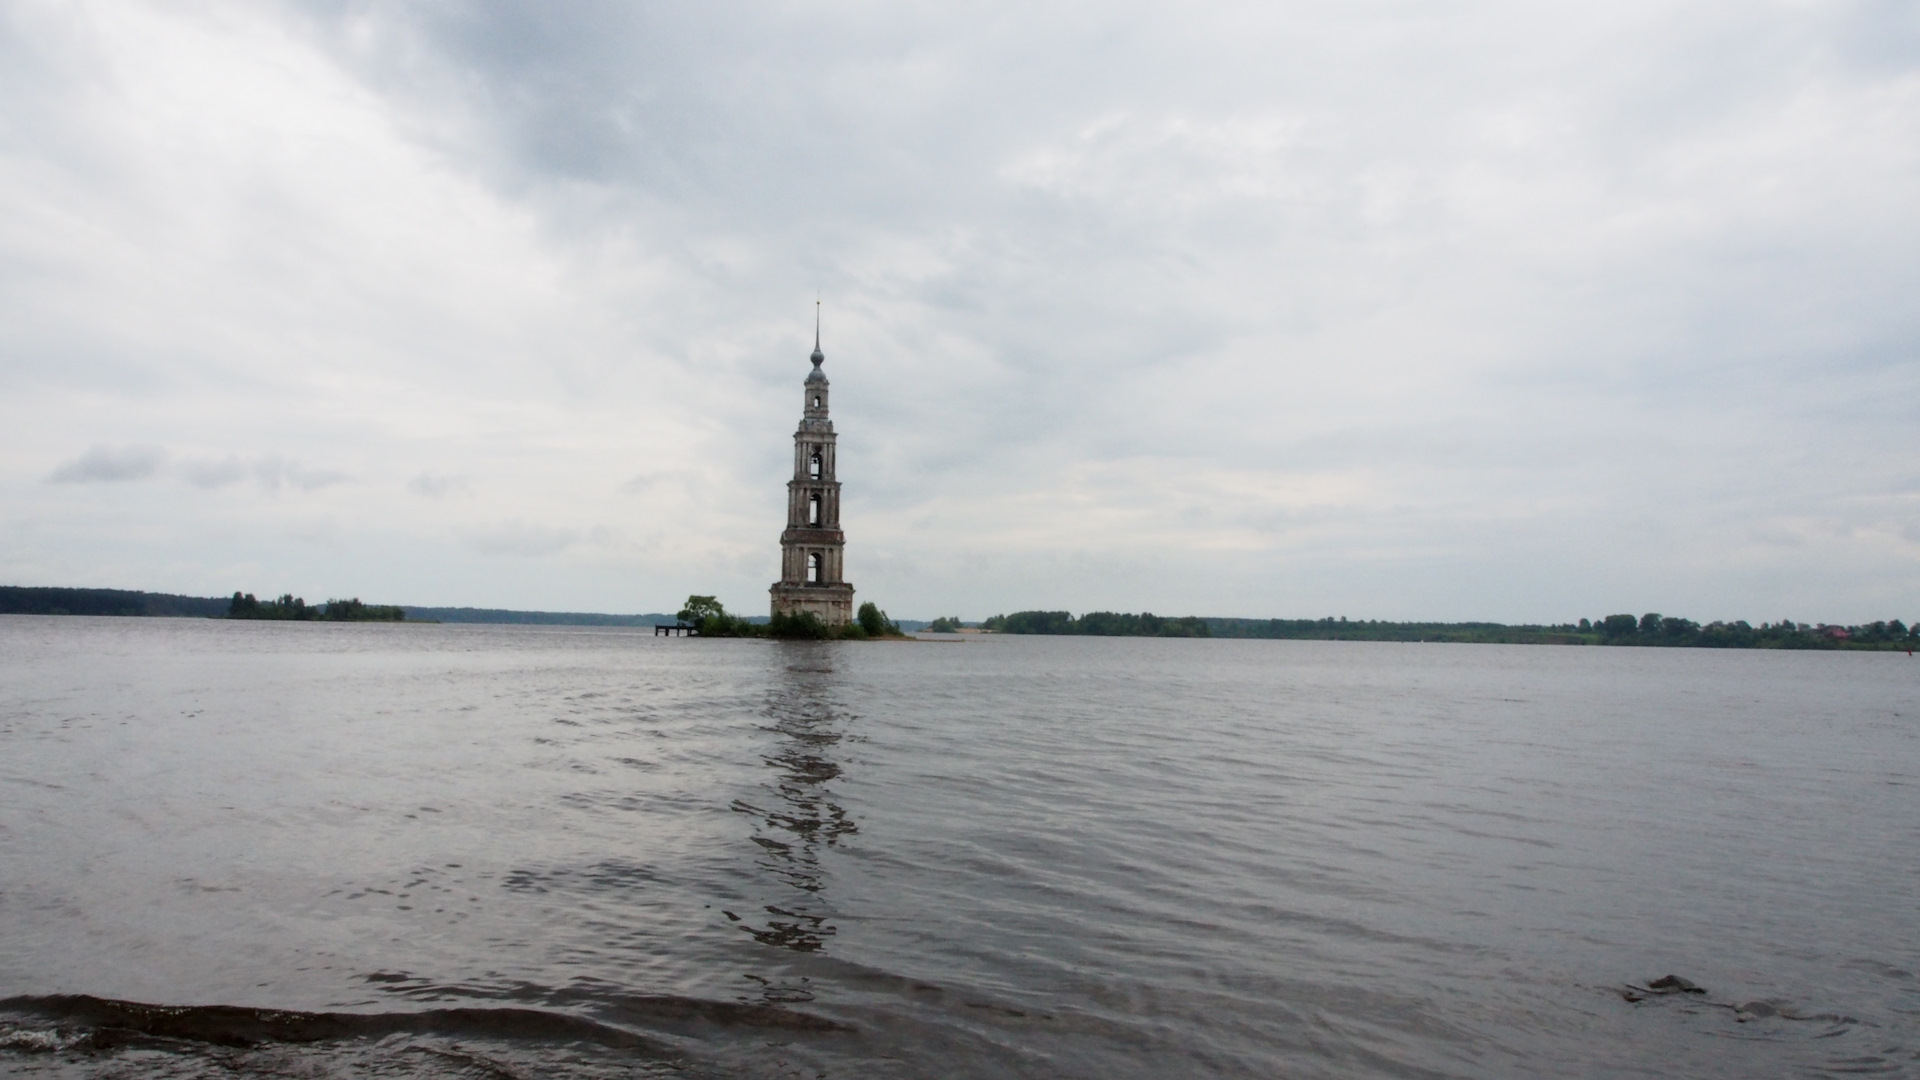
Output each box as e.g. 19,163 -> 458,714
983,610 -> 1917,649
0,587 -> 671,626
0,586 -> 229,619
983,611 -> 1213,637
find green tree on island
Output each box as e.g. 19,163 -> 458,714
678,595 -> 752,636
857,601 -> 901,637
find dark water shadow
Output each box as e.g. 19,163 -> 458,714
0,993 -> 668,1050
0,992 -> 851,1080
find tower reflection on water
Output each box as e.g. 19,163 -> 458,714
727,644 -> 857,961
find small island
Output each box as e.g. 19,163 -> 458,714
227,593 -> 407,622
675,595 -> 908,640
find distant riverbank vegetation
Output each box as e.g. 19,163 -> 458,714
227,593 -> 407,622
977,610 -> 1916,649
677,596 -> 908,640
0,586 -> 229,618
0,587 -> 671,624
6,587 -> 1911,649
983,611 -> 1213,637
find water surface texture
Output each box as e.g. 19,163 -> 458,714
1,616 -> 1915,1077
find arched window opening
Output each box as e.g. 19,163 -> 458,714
807,552 -> 822,583
809,451 -> 822,479
808,493 -> 821,525
812,395 -> 821,408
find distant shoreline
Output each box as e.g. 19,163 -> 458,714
974,611 -> 1916,651
0,587 -> 681,627
3,586 -> 1912,650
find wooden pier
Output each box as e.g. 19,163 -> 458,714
653,623 -> 698,636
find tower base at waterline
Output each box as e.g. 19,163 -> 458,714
770,582 -> 855,627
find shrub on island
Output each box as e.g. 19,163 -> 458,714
676,595 -> 907,639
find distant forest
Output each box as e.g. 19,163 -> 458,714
0,586 -> 408,622
982,610 -> 1917,649
0,587 -> 673,626
0,586 -> 228,618
983,611 -> 1212,637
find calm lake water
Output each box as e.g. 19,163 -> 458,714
0,615 -> 1915,1078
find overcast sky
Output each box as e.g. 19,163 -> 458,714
3,0 -> 1916,622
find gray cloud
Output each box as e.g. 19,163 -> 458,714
48,444 -> 164,484
408,472 -> 472,498
464,521 -> 579,558
180,456 -> 249,489
254,457 -> 350,493
619,473 -> 663,494
179,454 -> 348,492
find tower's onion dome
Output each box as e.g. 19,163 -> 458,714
806,338 -> 827,382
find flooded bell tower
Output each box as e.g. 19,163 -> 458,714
770,306 -> 854,626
